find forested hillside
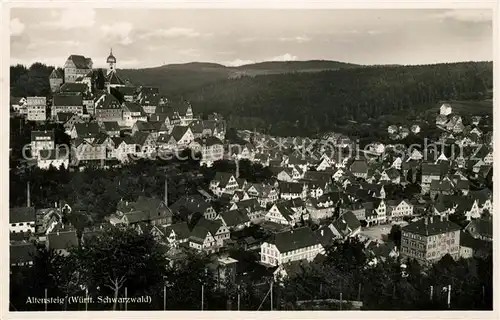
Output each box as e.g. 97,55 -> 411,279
175,62 -> 492,137
118,60 -> 360,96
10,63 -> 60,98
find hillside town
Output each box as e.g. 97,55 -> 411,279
10,51 -> 493,311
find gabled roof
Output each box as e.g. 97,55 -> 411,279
10,207 -> 36,224
329,211 -> 361,238
269,227 -> 320,253
170,195 -> 212,215
170,126 -> 191,141
60,82 -> 87,93
169,100 -> 191,116
53,94 -> 83,107
234,198 -> 263,212
123,102 -> 145,114
402,216 -> 461,237
73,122 -> 101,139
350,160 -> 368,174
47,226 -> 79,250
466,217 -> 493,239
164,222 -> 191,240
56,112 -> 76,123
194,217 -> 224,237
193,136 -> 224,147
50,69 -> 63,79
66,55 -> 92,69
219,209 -> 250,227
116,86 -> 137,96
102,121 -> 121,132
95,93 -> 122,110
212,172 -> 236,188
279,181 -> 304,194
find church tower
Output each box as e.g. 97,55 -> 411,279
107,48 -> 116,75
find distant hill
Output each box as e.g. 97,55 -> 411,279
118,60 -> 360,96
174,61 -> 493,137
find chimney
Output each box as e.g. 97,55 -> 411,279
27,181 -> 31,208
164,176 -> 168,205
235,159 -> 240,179
55,202 -> 57,208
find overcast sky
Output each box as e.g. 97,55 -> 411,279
10,8 -> 492,69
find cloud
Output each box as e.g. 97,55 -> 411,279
178,48 -> 200,57
432,9 -> 492,23
41,8 -> 96,29
279,36 -> 311,43
10,18 -> 25,36
367,30 -> 383,35
140,27 -> 201,39
270,53 -> 298,61
225,59 -> 255,67
101,22 -> 133,45
26,40 -> 80,50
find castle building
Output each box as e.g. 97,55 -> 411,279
63,55 -> 93,83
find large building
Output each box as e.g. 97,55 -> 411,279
31,130 -> 55,158
400,215 -> 461,266
26,96 -> 47,121
52,94 -> 83,118
260,227 -> 324,266
94,93 -> 123,122
64,55 -> 93,83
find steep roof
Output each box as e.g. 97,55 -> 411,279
10,207 -> 36,224
170,126 -> 191,141
50,69 -> 63,79
53,94 -> 83,107
193,136 -> 223,147
47,226 -> 79,250
67,55 -> 92,69
329,211 -> 361,237
170,195 -> 212,215
279,181 -> 304,194
164,222 -> 191,240
56,112 -> 76,123
269,227 -> 320,253
350,160 -> 368,174
60,82 -> 87,93
402,216 -> 461,237
123,102 -> 145,114
73,122 -> 101,138
106,70 -> 126,85
102,121 -> 121,132
212,172 -> 235,188
466,218 -> 493,239
219,209 -> 250,227
95,93 -> 122,110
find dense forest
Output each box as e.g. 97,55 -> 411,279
169,62 -> 492,137
118,60 -> 360,96
10,63 -> 61,98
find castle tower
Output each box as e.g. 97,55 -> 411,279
106,48 -> 116,75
